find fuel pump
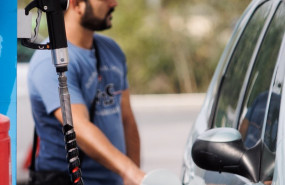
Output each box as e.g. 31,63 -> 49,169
20,0 -> 83,184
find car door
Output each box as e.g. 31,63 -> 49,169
236,2 -> 285,183
201,0 -> 285,184
182,1 -> 271,184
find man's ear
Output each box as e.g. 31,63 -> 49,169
68,0 -> 86,15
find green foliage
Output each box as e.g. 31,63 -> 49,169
18,0 -> 250,94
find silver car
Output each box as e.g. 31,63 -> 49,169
182,0 -> 285,184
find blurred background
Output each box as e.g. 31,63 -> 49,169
18,0 -> 250,94
17,0 -> 250,184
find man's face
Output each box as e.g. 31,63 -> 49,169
81,0 -> 116,31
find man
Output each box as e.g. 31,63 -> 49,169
28,0 -> 145,184
239,91 -> 280,149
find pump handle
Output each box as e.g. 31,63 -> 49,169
21,0 -> 69,50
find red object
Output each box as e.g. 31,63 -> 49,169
23,137 -> 40,169
0,114 -> 11,185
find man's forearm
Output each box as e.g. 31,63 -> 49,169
74,118 -> 144,185
121,90 -> 141,166
123,117 -> 141,166
54,104 -> 144,183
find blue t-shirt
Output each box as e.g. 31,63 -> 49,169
28,34 -> 128,185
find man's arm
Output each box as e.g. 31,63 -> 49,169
121,89 -> 141,166
239,118 -> 249,141
54,104 -> 145,185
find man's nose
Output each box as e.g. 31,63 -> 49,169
108,0 -> 117,7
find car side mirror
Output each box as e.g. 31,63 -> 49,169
191,128 -> 261,183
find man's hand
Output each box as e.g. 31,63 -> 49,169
121,160 -> 145,185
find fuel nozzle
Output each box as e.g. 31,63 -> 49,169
22,0 -> 70,72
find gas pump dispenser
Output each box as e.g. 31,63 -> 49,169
20,0 -> 83,184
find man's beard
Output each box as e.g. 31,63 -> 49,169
81,2 -> 114,31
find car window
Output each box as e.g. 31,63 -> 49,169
259,76 -> 282,184
213,1 -> 272,128
238,2 -> 285,149
238,2 -> 285,184
261,3 -> 285,183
